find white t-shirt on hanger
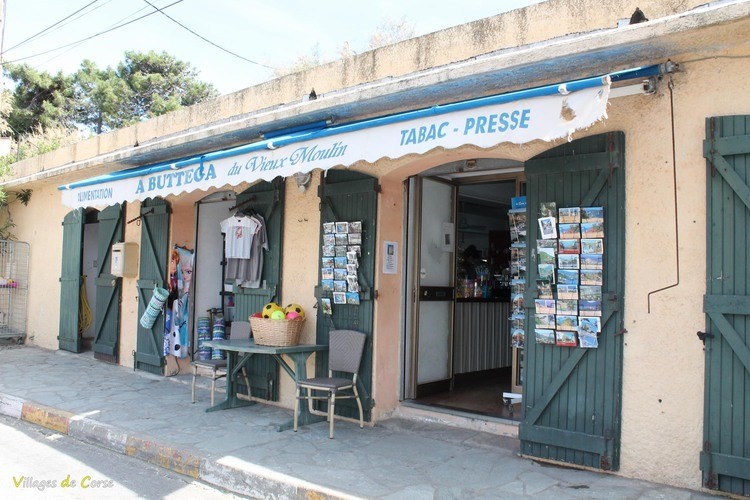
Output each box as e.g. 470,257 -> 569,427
220,215 -> 259,259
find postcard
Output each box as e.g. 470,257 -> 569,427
348,233 -> 362,245
323,222 -> 336,234
346,263 -> 358,275
538,239 -> 557,253
579,285 -> 602,301
510,314 -> 525,331
538,264 -> 555,282
581,254 -> 603,270
536,279 -> 553,299
347,275 -> 360,292
578,332 -> 599,348
322,257 -> 335,269
580,269 -> 603,286
323,234 -> 336,246
535,299 -> 555,314
538,217 -> 557,240
558,254 -> 580,270
335,233 -> 349,246
535,329 -> 556,345
333,292 -> 347,304
579,300 -> 602,316
335,245 -> 348,257
581,238 -> 604,254
512,282 -> 526,296
321,279 -> 334,291
556,330 -> 578,347
321,267 -> 334,280
512,329 -> 525,349
334,256 -> 348,269
320,297 -> 333,315
581,222 -> 604,239
558,207 -> 581,224
538,247 -> 555,265
508,210 -> 527,236
346,291 -> 360,305
333,280 -> 347,292
335,222 -> 349,234
557,269 -> 579,285
556,315 -> 579,331
511,247 -> 527,268
579,316 -> 601,334
557,284 -> 578,300
539,202 -> 557,218
349,221 -> 362,233
322,245 -> 335,257
581,207 -> 604,223
558,239 -> 580,254
512,293 -> 524,313
556,299 -> 578,315
347,251 -> 359,264
347,245 -> 361,257
535,313 -> 556,329
559,223 -> 581,239
334,268 -> 348,281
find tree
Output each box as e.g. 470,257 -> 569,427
368,16 -> 416,50
72,60 -> 130,134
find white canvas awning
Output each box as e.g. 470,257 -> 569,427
57,70 -> 639,209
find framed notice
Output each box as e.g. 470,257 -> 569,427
383,241 -> 398,274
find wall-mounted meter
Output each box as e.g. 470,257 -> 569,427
111,242 -> 139,278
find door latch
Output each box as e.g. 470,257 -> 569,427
697,331 -> 714,344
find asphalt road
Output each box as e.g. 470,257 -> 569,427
0,414 -> 247,499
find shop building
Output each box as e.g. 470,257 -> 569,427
3,0 -> 750,494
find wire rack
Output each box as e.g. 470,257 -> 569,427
0,241 -> 29,342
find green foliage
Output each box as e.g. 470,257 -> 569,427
3,50 -> 218,136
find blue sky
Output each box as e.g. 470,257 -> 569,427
1,0 -> 543,95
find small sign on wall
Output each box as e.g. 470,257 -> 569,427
383,241 -> 398,275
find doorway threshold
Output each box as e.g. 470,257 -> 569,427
394,401 -> 519,438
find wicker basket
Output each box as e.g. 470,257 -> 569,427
249,317 -> 304,346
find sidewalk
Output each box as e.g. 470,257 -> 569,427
0,345 -> 716,499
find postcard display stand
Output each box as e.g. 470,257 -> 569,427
534,204 -> 604,349
508,208 -> 527,394
320,221 -> 364,314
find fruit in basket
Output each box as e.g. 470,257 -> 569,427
250,312 -> 262,319
285,311 -> 300,320
270,310 -> 286,320
284,303 -> 305,319
262,302 -> 283,318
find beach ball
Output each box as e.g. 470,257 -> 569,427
262,302 -> 283,319
284,303 -> 305,319
286,311 -> 300,320
270,310 -> 286,320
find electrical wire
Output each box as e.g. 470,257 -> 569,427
2,0 -> 101,55
79,278 -> 93,335
1,0 -> 185,66
141,0 -> 273,69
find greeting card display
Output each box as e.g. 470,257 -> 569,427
508,208 -> 528,349
532,204 -> 605,348
320,220 -> 364,312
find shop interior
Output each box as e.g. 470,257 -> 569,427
407,160 -> 525,420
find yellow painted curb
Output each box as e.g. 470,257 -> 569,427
21,403 -> 73,435
124,436 -> 201,479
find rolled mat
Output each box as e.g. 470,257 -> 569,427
139,286 -> 169,329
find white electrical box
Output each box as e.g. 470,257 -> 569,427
111,242 -> 138,277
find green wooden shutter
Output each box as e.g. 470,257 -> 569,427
520,132 -> 625,471
701,116 -> 750,495
135,198 -> 170,374
93,204 -> 124,363
316,170 -> 377,420
232,178 -> 284,400
59,208 -> 84,353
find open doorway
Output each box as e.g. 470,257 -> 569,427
404,159 -> 525,420
80,209 -> 99,352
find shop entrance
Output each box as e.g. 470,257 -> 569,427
403,161 -> 525,419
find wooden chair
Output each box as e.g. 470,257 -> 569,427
192,321 -> 251,405
294,330 -> 366,438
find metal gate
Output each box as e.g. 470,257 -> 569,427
701,115 -> 750,494
520,132 -> 625,470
